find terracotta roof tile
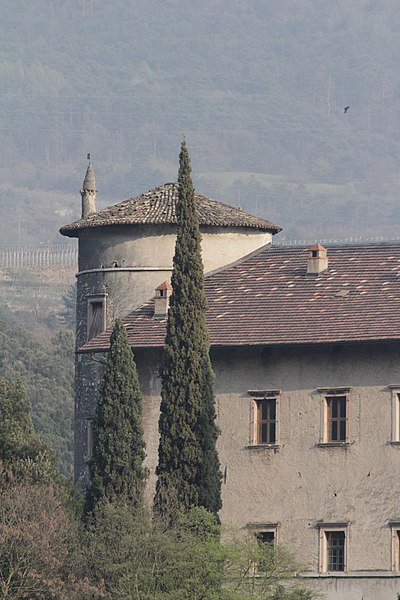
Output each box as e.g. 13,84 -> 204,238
81,242 -> 400,352
60,182 -> 281,236
156,281 -> 172,291
308,242 -> 326,251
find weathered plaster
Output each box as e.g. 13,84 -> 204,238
75,224 -> 271,344
211,343 -> 400,599
304,574 -> 400,600
72,215 -> 400,597
77,224 -> 271,274
76,342 -> 400,595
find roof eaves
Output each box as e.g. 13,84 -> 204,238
78,333 -> 400,354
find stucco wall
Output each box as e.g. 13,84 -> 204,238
75,269 -> 172,349
75,225 -> 272,348
78,224 -> 272,273
303,574 -> 400,600
76,341 -> 400,598
212,342 -> 400,599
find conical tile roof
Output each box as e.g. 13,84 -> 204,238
60,182 -> 281,237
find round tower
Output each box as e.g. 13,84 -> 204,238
60,166 -> 282,351
60,162 -> 282,485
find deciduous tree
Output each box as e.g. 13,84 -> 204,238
85,503 -> 316,600
0,480 -> 102,599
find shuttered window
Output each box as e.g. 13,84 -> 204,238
256,399 -> 277,444
87,300 -> 104,341
326,396 -> 347,442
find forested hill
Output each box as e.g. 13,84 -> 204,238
1,0 -> 400,243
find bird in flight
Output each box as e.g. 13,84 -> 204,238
344,106 -> 350,114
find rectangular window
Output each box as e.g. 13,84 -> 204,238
389,387 -> 400,443
319,524 -> 348,573
247,524 -> 278,574
395,393 -> 400,441
256,399 -> 277,444
256,531 -> 276,572
326,531 -> 345,571
248,390 -> 280,447
248,524 -> 278,544
318,388 -> 350,445
396,531 -> 400,571
87,296 -> 106,341
256,530 -> 275,545
85,418 -> 94,461
390,523 -> 400,570
327,396 -> 347,442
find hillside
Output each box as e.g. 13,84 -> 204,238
1,0 -> 400,242
0,305 -> 74,475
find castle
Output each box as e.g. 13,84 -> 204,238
61,161 -> 400,600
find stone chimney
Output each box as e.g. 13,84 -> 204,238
154,281 -> 172,318
80,156 -> 97,218
307,243 -> 328,275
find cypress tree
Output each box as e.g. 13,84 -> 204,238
0,377 -> 56,483
154,141 -> 222,515
86,319 -> 147,512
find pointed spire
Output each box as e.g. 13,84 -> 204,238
80,155 -> 97,218
83,162 -> 96,191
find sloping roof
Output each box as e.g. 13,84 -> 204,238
81,242 -> 400,352
60,182 -> 281,237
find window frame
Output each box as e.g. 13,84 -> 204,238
390,522 -> 400,571
388,386 -> 400,443
326,395 -> 347,442
84,417 -> 94,462
248,390 -> 280,448
255,398 -> 277,444
87,293 -> 107,341
247,523 -> 279,574
318,388 -> 351,446
318,523 -> 349,573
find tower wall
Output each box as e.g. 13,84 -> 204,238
74,221 -> 272,485
77,224 -> 272,273
75,223 -> 272,349
81,190 -> 96,218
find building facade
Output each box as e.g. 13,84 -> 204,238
61,164 -> 400,600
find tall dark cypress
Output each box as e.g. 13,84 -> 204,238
155,141 -> 222,515
86,319 -> 147,512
